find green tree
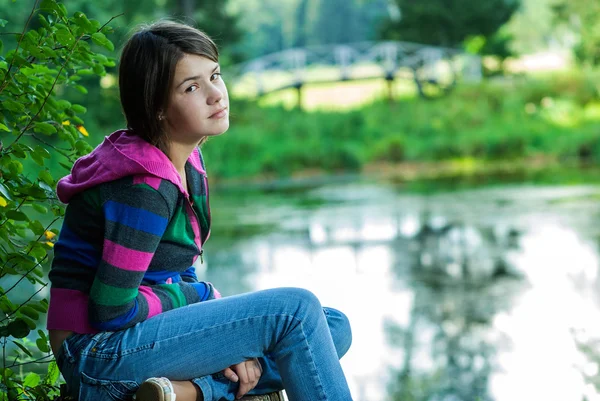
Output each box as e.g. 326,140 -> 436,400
552,0 -> 600,66
170,0 -> 243,63
0,1 -> 115,399
381,0 -> 520,48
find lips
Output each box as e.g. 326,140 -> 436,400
209,107 -> 228,119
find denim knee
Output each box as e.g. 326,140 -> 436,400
323,307 -> 352,358
274,287 -> 323,318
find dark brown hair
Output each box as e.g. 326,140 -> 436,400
119,20 -> 219,153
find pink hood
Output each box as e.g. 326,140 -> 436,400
57,130 -> 205,203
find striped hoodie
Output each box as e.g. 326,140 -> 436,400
47,130 -> 219,333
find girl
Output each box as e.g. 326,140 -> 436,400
47,20 -> 353,401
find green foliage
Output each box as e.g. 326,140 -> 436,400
203,71 -> 600,181
0,1 -> 115,399
552,0 -> 600,66
380,0 -> 520,48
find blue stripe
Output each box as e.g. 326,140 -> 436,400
191,282 -> 210,301
104,200 -> 168,236
54,225 -> 100,268
143,270 -> 181,284
93,299 -> 139,331
181,266 -> 197,282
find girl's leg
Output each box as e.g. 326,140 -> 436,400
200,307 -> 352,400
59,288 -> 353,401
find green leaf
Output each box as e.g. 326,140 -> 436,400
7,319 -> 30,338
56,99 -> 71,110
33,122 -> 57,135
73,84 -> 88,94
39,170 -> 53,185
29,244 -> 46,260
0,298 -> 15,315
55,27 -> 75,47
20,316 -> 37,330
74,12 -> 95,34
7,160 -> 23,175
0,124 -> 10,132
45,361 -> 60,385
24,372 -> 41,388
39,0 -> 59,12
31,151 -> 45,167
39,181 -> 53,193
38,330 -> 48,341
2,100 -> 25,113
75,140 -> 89,153
72,104 -> 87,114
35,145 -> 51,159
6,211 -> 28,221
36,338 -> 50,353
30,302 -> 47,313
0,20 -> 7,28
0,183 -> 12,201
32,204 -> 48,214
20,306 -> 40,321
57,3 -> 67,17
77,68 -> 94,76
92,63 -> 105,75
38,14 -> 50,29
28,219 -> 45,236
91,32 -> 114,51
42,46 -> 58,58
11,340 -> 33,357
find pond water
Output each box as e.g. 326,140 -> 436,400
201,179 -> 600,401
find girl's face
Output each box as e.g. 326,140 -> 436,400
163,53 -> 229,145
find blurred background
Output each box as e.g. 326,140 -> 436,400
4,0 -> 600,400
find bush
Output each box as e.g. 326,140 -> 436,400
0,1 -> 115,399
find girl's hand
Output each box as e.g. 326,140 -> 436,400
222,358 -> 263,399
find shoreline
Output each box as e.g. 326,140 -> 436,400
210,156 -> 600,192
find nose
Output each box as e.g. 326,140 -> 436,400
207,82 -> 223,105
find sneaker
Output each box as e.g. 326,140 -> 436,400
240,391 -> 284,401
134,377 -> 176,401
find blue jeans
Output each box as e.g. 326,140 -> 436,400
56,288 -> 353,401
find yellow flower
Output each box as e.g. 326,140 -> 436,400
45,241 -> 54,248
0,196 -> 6,207
44,230 -> 56,240
62,120 -> 71,126
77,125 -> 89,137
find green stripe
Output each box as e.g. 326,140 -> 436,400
135,183 -> 159,193
191,195 -> 210,233
162,205 -> 195,246
90,280 -> 137,306
81,186 -> 102,207
157,284 -> 186,308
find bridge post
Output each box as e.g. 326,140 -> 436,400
293,82 -> 304,110
382,42 -> 398,103
385,72 -> 395,104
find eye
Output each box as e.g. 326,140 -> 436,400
211,73 -> 222,81
185,84 -> 198,93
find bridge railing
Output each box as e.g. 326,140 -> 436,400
227,41 -> 482,99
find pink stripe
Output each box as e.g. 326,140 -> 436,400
139,286 -> 162,318
47,288 -> 98,333
188,148 -> 206,174
133,175 -> 162,190
103,239 -> 154,271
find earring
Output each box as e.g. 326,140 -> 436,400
158,114 -> 164,121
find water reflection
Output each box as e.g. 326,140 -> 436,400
203,182 -> 600,401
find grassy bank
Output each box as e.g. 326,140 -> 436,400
200,70 -> 600,182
